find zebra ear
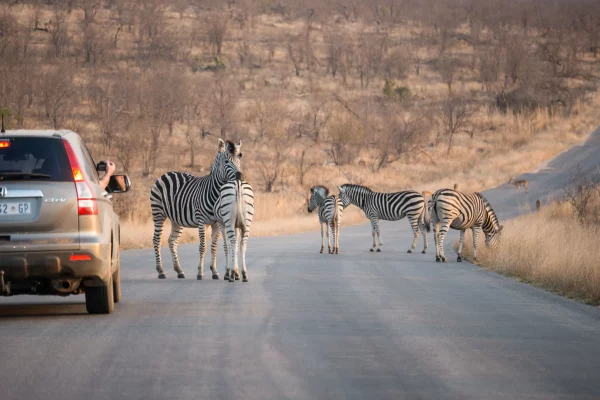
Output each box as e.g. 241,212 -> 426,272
310,187 -> 314,194
338,186 -> 344,192
497,225 -> 504,233
217,138 -> 225,151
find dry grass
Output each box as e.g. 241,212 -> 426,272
457,202 -> 600,306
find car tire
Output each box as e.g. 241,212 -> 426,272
113,254 -> 121,304
85,274 -> 114,314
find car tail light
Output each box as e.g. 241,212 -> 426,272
63,140 -> 98,215
70,254 -> 92,261
0,139 -> 10,148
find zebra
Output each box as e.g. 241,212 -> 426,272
150,138 -> 242,280
337,184 -> 430,253
429,188 -> 503,263
307,185 -> 343,254
214,175 -> 255,282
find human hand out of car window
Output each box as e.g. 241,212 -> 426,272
99,161 -> 116,190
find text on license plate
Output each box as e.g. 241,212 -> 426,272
0,202 -> 32,215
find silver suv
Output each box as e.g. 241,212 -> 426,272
0,129 -> 130,314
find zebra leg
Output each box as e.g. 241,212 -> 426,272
153,217 -> 166,279
223,223 -> 236,283
369,217 -> 379,252
220,224 -> 231,282
327,223 -> 333,254
408,216 -> 419,253
208,222 -> 221,280
433,221 -> 441,262
472,227 -> 480,261
374,218 -> 383,252
436,220 -> 452,263
197,225 -> 207,280
421,219 -> 428,254
168,223 -> 185,278
329,222 -> 336,255
320,222 -> 325,254
232,227 -> 241,281
457,230 -> 465,262
241,229 -> 249,282
334,221 -> 340,254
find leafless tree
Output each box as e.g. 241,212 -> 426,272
88,76 -> 131,150
435,95 -> 475,155
48,8 -> 69,58
207,13 -> 228,58
287,34 -> 305,77
208,73 -> 237,139
41,65 -> 77,129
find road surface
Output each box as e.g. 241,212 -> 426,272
1,127 -> 600,400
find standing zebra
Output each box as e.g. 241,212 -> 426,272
215,176 -> 255,282
307,185 -> 343,254
150,138 -> 242,279
429,188 -> 503,263
337,184 -> 430,253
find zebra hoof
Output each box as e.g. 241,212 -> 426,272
369,248 -> 374,252
243,277 -> 249,282
457,256 -> 462,263
224,271 -> 230,281
158,273 -> 166,279
212,274 -> 219,280
177,273 -> 185,279
442,257 -> 448,263
228,276 -> 235,283
242,272 -> 248,282
235,274 -> 240,281
197,274 -> 203,280
320,248 -> 324,254
435,257 -> 440,262
376,249 -> 382,253
407,249 -> 413,254
422,249 -> 427,254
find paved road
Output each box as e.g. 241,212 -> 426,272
2,128 -> 600,400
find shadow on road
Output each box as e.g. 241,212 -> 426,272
0,303 -> 87,317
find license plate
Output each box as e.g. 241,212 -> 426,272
0,201 -> 32,215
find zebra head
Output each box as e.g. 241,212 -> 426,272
338,184 -> 370,209
485,225 -> 503,249
214,138 -> 243,182
308,185 -> 329,213
478,193 -> 503,249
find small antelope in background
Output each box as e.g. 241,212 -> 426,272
508,177 -> 529,193
536,199 -> 542,211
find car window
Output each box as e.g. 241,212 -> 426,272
79,143 -> 99,183
0,137 -> 72,181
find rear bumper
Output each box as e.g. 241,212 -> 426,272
0,245 -> 111,286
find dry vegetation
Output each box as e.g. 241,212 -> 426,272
459,172 -> 600,306
1,0 -> 599,249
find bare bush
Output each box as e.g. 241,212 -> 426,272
325,112 -> 365,165
41,65 -> 77,129
435,95 -> 475,155
564,168 -> 600,229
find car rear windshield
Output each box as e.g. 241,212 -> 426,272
0,137 -> 72,181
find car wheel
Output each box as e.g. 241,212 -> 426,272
113,254 -> 121,304
85,273 -> 114,314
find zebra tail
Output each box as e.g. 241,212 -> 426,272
421,191 -> 431,233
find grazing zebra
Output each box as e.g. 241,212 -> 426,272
337,184 -> 430,253
429,188 -> 503,263
215,176 -> 255,282
307,185 -> 343,254
150,138 -> 242,279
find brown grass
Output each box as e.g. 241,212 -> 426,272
457,202 -> 600,306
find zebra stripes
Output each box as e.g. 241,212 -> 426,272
215,176 -> 255,282
308,185 -> 343,254
337,184 -> 430,253
429,188 -> 503,262
150,138 -> 242,279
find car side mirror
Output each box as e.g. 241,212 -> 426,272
107,175 -> 131,193
96,161 -> 107,172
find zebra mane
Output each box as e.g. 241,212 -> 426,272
475,192 -> 501,229
341,183 -> 373,193
311,185 -> 330,197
